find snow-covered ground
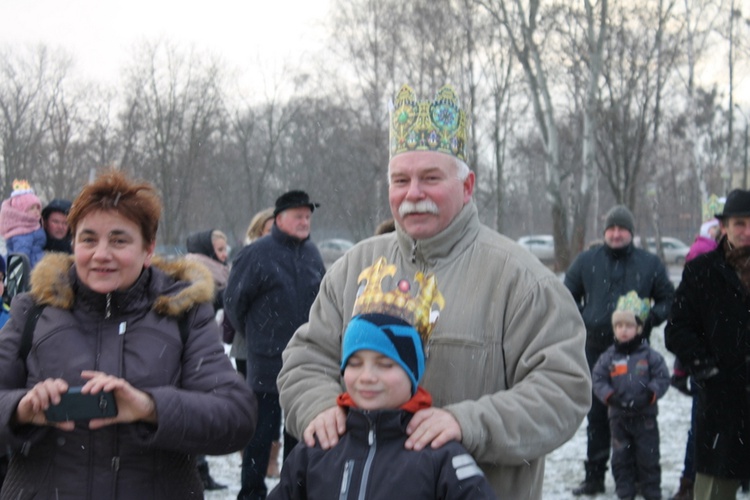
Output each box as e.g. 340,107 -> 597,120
205,324 -> 749,499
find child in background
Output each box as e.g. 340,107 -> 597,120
268,257 -> 495,499
0,257 -> 9,328
0,180 -> 46,268
593,291 -> 670,500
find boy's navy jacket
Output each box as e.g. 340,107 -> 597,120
592,340 -> 670,417
267,388 -> 496,499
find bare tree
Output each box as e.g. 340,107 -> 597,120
568,0 -> 609,256
0,45 -> 71,193
119,41 -> 226,244
326,0 -> 404,224
478,0 -> 574,269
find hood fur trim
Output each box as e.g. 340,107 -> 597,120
29,253 -> 215,317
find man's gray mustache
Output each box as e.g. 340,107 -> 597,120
399,200 -> 439,217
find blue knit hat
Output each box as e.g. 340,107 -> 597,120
340,313 -> 425,395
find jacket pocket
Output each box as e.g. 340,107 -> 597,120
422,335 -> 503,402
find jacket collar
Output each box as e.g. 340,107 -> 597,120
72,265 -> 153,317
395,201 -> 480,267
271,224 -> 309,248
336,386 -> 432,414
28,253 -> 215,318
604,241 -> 633,259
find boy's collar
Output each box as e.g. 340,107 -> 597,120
336,387 -> 433,414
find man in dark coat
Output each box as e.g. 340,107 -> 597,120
224,190 -> 326,500
666,189 -> 750,499
564,204 -> 675,495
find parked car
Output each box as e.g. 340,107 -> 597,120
318,238 -> 355,268
645,236 -> 689,264
516,234 -> 555,261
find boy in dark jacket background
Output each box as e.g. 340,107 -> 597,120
593,291 -> 670,500
268,260 -> 495,499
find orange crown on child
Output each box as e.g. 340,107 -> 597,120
11,179 -> 33,196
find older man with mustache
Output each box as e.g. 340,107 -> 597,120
277,84 -> 590,500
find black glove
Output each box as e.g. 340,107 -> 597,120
607,394 -> 632,409
670,373 -> 692,396
633,390 -> 654,409
691,358 -> 719,382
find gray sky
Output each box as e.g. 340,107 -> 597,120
0,0 -> 330,89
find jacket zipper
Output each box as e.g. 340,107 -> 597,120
105,293 -> 112,319
339,459 -> 354,500
104,293 -> 121,498
357,422 -> 377,500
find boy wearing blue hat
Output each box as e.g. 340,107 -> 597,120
268,258 -> 495,499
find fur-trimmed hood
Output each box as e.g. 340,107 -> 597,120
28,253 -> 215,318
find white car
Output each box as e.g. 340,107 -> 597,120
645,237 -> 689,264
318,238 -> 355,268
516,235 -> 555,261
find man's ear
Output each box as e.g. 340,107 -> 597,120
463,171 -> 475,203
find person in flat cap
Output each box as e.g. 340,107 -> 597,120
42,198 -> 73,254
666,188 -> 750,498
565,203 -> 674,495
224,189 -> 325,500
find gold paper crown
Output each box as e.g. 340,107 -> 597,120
702,194 -> 725,221
389,84 -> 468,162
353,257 -> 445,343
615,291 -> 651,323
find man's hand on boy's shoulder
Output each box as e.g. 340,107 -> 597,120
303,405 -> 347,449
405,408 -> 462,451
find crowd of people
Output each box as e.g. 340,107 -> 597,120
0,83 -> 745,500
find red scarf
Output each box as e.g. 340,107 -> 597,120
336,386 -> 433,414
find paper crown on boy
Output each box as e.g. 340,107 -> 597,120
611,291 -> 651,327
9,179 -> 41,213
389,84 -> 468,162
702,193 -> 725,222
340,257 -> 445,395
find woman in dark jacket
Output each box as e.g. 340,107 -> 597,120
184,228 -> 233,490
0,169 -> 257,499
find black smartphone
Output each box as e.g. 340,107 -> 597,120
44,386 -> 118,422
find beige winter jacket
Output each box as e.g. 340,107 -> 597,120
278,202 -> 591,499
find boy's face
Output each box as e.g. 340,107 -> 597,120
613,319 -> 640,343
343,349 -> 412,410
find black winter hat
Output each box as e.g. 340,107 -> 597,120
41,198 -> 72,220
715,189 -> 750,219
273,190 -> 319,217
604,205 -> 635,234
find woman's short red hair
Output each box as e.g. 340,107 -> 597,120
68,169 -> 162,245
